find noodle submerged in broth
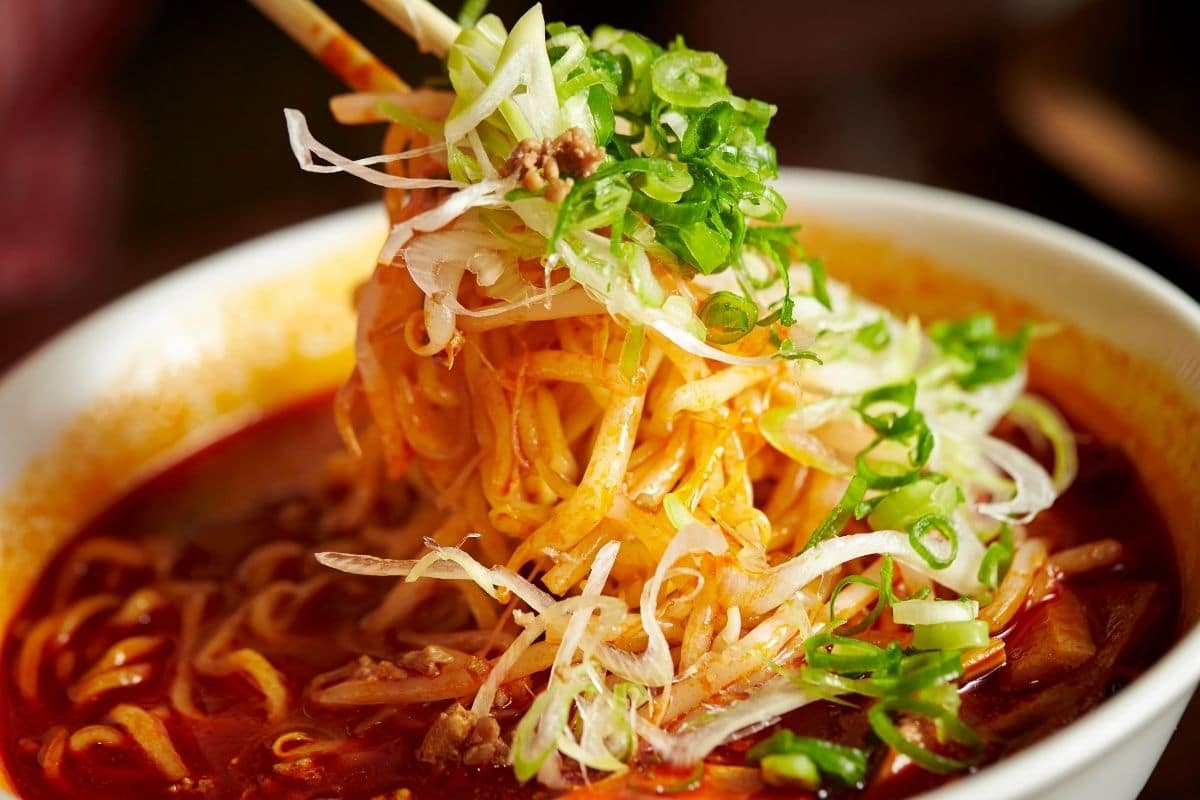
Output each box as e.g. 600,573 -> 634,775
1,399 -> 539,799
0,5 -> 1185,799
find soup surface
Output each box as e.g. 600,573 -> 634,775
0,390 -> 1178,800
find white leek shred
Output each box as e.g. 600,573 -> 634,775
552,542 -> 620,677
737,530 -> 984,617
472,594 -> 624,719
444,6 -> 562,145
284,108 -> 463,190
398,215 -> 576,318
975,435 -> 1058,523
556,236 -> 778,367
379,178 -> 514,263
314,547 -> 552,612
1010,393 -> 1079,492
715,605 -> 741,651
639,677 -> 812,766
596,524 -> 727,687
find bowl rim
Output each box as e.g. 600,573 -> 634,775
2,168 -> 1198,799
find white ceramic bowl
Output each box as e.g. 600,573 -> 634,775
1,169 -> 1197,799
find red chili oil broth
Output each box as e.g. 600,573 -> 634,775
0,390 -> 1181,800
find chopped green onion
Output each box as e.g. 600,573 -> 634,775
844,378 -> 938,493
774,339 -> 822,363
855,444 -> 926,491
867,479 -> 960,531
891,598 -> 978,626
880,651 -> 965,697
929,314 -> 1032,389
437,13 -> 802,354
746,733 -> 869,787
510,690 -> 556,782
587,83 -> 616,145
855,318 -> 892,350
1010,393 -> 1078,492
455,0 -> 489,28
790,615 -> 981,780
807,256 -> 832,310
805,632 -> 901,675
830,556 -> 896,635
627,191 -> 707,225
794,666 -> 881,701
662,491 -> 699,530
650,48 -> 729,107
619,324 -> 644,379
636,163 -> 693,201
856,381 -> 917,434
907,514 -> 958,570
747,731 -> 871,790
697,290 -> 757,344
657,218 -> 731,273
549,158 -> 672,251
759,754 -> 820,790
375,100 -> 443,136
977,523 -> 1014,589
910,620 -> 989,651
741,224 -> 801,327
680,101 -> 734,157
867,701 -> 977,774
804,475 -> 868,551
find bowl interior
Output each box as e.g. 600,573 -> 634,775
0,207 -> 383,636
0,172 -> 1197,798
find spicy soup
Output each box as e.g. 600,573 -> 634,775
0,385 -> 1178,800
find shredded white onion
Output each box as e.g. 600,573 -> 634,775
595,524 -> 726,687
976,435 -> 1058,523
553,542 -> 620,677
284,109 -> 463,190
737,530 -> 985,617
639,677 -> 812,766
471,595 -> 624,718
380,178 -> 514,263
314,547 -> 553,612
1010,393 -> 1079,492
443,6 -> 560,144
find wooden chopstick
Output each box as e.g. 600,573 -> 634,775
249,0 -> 409,92
361,0 -> 462,59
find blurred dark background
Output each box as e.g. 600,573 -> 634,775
0,0 -> 1197,796
2,0 -> 1199,370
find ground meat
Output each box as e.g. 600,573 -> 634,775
400,645 -> 454,677
417,704 -> 509,767
417,703 -> 475,764
462,715 -> 508,767
550,127 -> 606,178
501,127 -> 604,202
351,654 -> 407,681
